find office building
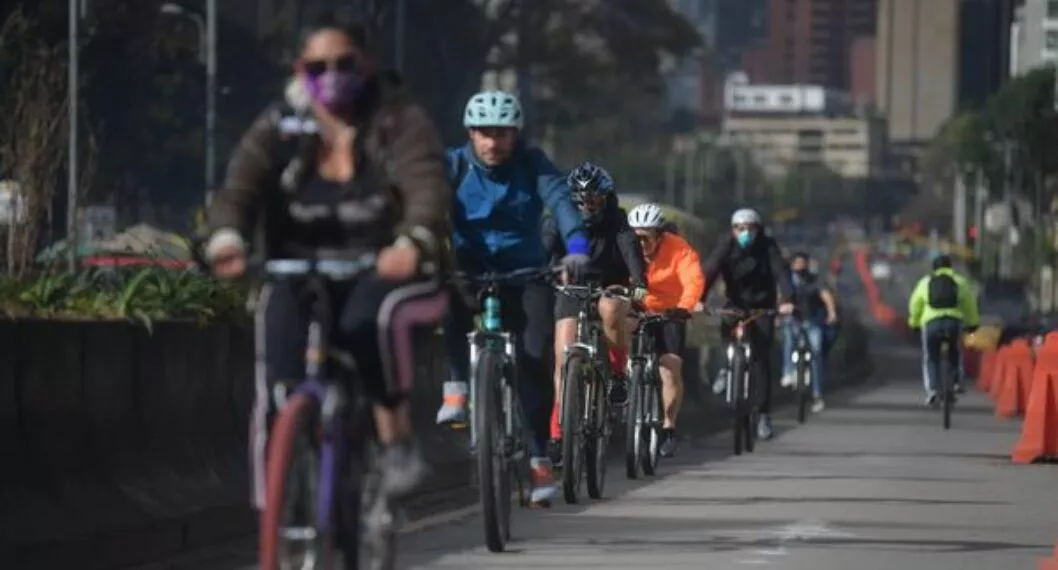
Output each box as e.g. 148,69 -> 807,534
1010,0 -> 1058,76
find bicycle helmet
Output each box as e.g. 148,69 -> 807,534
463,90 -> 524,130
731,208 -> 762,226
628,203 -> 665,229
567,161 -> 615,197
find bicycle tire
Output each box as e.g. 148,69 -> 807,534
260,393 -> 335,570
744,409 -> 756,453
561,354 -> 587,504
797,361 -> 809,424
641,366 -> 663,476
473,350 -> 509,553
731,352 -> 746,456
585,369 -> 608,499
624,363 -> 645,479
941,343 -> 953,430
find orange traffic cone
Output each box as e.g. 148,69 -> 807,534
996,340 -> 1033,419
1012,342 -> 1058,464
990,346 -> 1010,402
1038,544 -> 1058,570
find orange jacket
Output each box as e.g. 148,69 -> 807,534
642,232 -> 705,312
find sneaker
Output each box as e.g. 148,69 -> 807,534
529,457 -> 557,507
659,429 -> 678,458
435,381 -> 469,425
547,439 -> 564,469
954,382 -> 965,395
757,414 -> 774,440
609,375 -> 629,406
811,398 -> 825,414
377,439 -> 429,499
780,373 -> 797,388
925,391 -> 939,408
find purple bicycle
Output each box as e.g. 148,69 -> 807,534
255,256 -> 396,570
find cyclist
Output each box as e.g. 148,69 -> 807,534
907,254 -> 980,406
627,203 -> 705,457
200,15 -> 450,546
780,251 -> 839,413
543,162 -> 648,464
702,208 -> 794,440
434,89 -> 589,507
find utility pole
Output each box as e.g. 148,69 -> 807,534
999,141 -> 1015,278
953,169 -> 967,249
204,0 -> 216,204
67,0 -> 88,268
973,168 -> 985,259
683,145 -> 696,212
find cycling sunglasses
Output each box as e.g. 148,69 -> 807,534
573,192 -> 606,209
301,54 -> 358,76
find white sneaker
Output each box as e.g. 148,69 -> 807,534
925,391 -> 939,408
811,398 -> 825,413
780,373 -> 797,388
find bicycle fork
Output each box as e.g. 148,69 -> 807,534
466,331 -> 517,453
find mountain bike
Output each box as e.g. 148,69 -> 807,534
552,281 -> 630,503
707,307 -> 776,456
455,267 -> 548,553
253,256 -> 397,570
624,307 -> 692,479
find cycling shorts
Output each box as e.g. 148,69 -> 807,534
651,320 -> 687,356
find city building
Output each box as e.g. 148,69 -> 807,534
721,76 -> 886,178
1010,0 -> 1058,76
875,0 -> 1016,148
741,0 -> 877,89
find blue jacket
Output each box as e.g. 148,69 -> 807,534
448,143 -> 588,272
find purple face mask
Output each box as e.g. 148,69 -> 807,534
303,69 -> 365,113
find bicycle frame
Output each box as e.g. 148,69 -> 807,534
466,287 -> 518,451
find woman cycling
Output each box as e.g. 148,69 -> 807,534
199,13 -> 451,541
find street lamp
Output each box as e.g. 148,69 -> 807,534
159,0 -> 216,205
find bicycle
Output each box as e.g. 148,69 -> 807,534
454,266 -> 549,553
552,280 -> 630,503
936,332 -> 959,430
624,307 -> 692,479
252,256 -> 397,570
707,307 -> 776,456
787,316 -> 814,424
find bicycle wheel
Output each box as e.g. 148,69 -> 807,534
561,353 -> 587,504
260,393 -> 335,570
586,368 -> 609,499
641,367 -> 663,476
941,343 -> 953,430
624,362 -> 645,479
731,353 -> 746,456
473,350 -> 509,553
796,360 -> 810,424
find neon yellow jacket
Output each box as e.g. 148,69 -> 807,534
907,268 -> 980,329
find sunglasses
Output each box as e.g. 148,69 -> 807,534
302,54 -> 358,76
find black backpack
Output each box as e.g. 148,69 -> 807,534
927,272 -> 959,309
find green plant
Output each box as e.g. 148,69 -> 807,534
0,265 -> 248,327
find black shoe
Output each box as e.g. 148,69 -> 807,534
659,429 -> 678,458
609,375 -> 629,406
547,438 -> 563,468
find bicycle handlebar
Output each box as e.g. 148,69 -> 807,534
629,307 -> 693,324
553,283 -> 631,303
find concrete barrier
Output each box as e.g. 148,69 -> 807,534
2,301 -> 871,569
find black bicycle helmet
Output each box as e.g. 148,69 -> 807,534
566,161 -> 615,198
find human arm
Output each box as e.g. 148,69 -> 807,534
676,240 -> 706,311
956,273 -> 981,328
767,238 -> 795,302
204,107 -> 281,261
700,235 -> 731,299
615,211 -> 648,289
819,286 -> 839,324
907,276 -> 928,329
528,148 -> 588,256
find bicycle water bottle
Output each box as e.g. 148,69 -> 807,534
483,296 -> 501,331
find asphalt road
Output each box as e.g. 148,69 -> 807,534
131,344 -> 1058,570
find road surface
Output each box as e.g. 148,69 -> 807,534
132,345 -> 1058,570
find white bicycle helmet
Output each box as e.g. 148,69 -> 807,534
731,208 -> 762,226
463,90 -> 524,130
628,203 -> 666,229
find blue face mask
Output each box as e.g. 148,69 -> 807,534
736,230 -> 755,248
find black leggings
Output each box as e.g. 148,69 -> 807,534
721,315 -> 776,414
444,282 -> 554,458
248,273 -> 447,510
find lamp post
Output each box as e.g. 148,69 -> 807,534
67,0 -> 88,268
159,0 -> 216,205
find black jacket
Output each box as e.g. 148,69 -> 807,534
543,195 -> 647,288
702,232 -> 794,309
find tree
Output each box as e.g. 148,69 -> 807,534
0,9 -> 95,275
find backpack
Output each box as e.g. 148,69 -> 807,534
927,272 -> 959,309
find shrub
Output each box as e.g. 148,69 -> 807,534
0,265 -> 248,329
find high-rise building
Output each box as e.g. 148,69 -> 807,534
875,0 -> 1016,147
745,0 -> 877,88
1010,0 -> 1058,76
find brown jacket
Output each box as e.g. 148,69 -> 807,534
206,71 -> 450,261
